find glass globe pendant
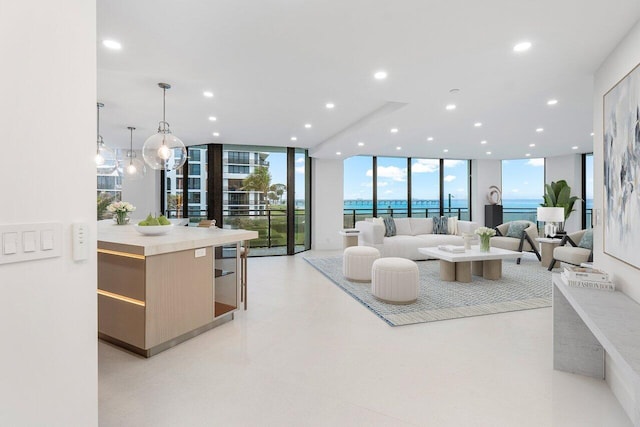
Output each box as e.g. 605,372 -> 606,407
96,102 -> 118,175
118,126 -> 146,181
142,83 -> 187,171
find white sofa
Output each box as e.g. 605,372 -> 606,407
355,217 -> 479,260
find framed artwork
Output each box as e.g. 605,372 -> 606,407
603,61 -> 640,269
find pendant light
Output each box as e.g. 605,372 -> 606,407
118,126 -> 146,181
142,83 -> 187,171
95,102 -> 118,174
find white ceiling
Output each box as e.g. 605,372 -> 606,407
97,0 -> 640,160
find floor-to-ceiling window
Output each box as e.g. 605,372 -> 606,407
294,148 -> 310,253
410,158 -> 440,218
343,156 -> 373,228
186,145 -> 208,225
443,159 -> 470,220
501,158 -> 545,222
377,157 -> 408,218
584,153 -> 594,229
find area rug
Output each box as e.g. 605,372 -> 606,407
303,253 -> 552,326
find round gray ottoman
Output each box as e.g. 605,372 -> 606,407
343,246 -> 381,282
371,257 -> 419,304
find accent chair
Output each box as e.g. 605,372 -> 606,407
547,229 -> 593,271
490,220 -> 541,264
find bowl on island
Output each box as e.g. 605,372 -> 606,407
133,224 -> 174,236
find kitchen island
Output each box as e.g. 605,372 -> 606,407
97,221 -> 258,357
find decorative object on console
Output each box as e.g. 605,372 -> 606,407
560,266 -> 614,291
107,201 -> 136,225
95,102 -> 118,175
540,180 -> 580,233
537,207 -> 565,237
475,226 -> 496,252
118,126 -> 146,181
487,185 -> 502,205
604,60 -> 640,270
142,83 -> 187,171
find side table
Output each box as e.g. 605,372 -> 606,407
536,237 -> 563,268
339,230 -> 360,249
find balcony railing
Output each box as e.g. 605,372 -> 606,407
342,207 -> 470,229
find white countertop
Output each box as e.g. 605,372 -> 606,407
419,246 -> 523,262
98,221 -> 259,256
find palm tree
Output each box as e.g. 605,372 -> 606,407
269,183 -> 287,205
242,166 -> 272,210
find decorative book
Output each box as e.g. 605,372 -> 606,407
560,271 -> 615,291
563,266 -> 609,282
438,245 -> 465,253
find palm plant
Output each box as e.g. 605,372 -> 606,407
541,180 -> 580,223
242,166 -> 272,208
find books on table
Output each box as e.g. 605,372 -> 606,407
438,245 -> 465,253
560,266 -> 615,291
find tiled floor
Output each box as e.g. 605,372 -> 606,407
99,251 -> 631,426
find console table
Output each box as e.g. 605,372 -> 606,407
553,274 -> 640,423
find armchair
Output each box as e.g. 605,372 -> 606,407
490,221 -> 541,264
547,230 -> 593,271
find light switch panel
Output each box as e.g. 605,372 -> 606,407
0,223 -> 62,265
195,248 -> 206,258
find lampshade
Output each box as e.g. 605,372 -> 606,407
142,83 -> 187,171
118,126 -> 146,181
95,102 -> 118,175
537,207 -> 564,222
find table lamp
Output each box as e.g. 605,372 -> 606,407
537,207 -> 565,237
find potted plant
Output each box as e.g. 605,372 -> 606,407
540,180 -> 580,233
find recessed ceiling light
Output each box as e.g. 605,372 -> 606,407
209,116 -> 217,121
481,140 -> 487,145
445,104 -> 456,111
486,151 -> 492,155
326,103 -> 335,109
396,146 -> 402,150
336,151 -> 342,155
590,132 -> 594,136
547,99 -> 558,105
374,71 -> 388,80
102,40 -> 122,50
529,143 -> 536,147
203,91 -> 214,98
213,132 -> 220,137
358,142 -> 365,146
474,122 -> 482,127
305,123 -> 312,128
525,153 -> 531,157
427,137 -> 434,141
390,128 -> 398,133
291,136 -> 297,141
536,128 -> 544,132
443,149 -> 449,153
513,41 -> 532,52
572,146 -> 578,150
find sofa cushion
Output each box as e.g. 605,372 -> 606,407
448,217 -> 458,235
433,216 -> 448,234
383,217 -> 396,237
578,229 -> 593,250
394,218 -> 412,235
506,221 -> 529,238
410,218 -> 433,235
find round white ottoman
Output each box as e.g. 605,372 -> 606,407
343,246 -> 381,282
371,257 -> 419,304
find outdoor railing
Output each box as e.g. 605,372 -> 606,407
342,207 -> 470,229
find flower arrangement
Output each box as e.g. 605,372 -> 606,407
474,226 -> 496,252
107,201 -> 136,225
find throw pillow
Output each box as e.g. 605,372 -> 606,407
371,217 -> 384,225
448,217 -> 458,235
383,217 -> 396,237
432,216 -> 449,235
505,221 -> 529,238
578,229 -> 593,249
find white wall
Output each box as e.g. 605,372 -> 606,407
312,158 -> 343,250
121,162 -> 162,219
0,1 -> 97,425
471,159 -> 502,226
545,154 -> 582,232
593,18 -> 640,424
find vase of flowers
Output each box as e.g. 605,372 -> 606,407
107,201 -> 136,225
475,226 -> 496,252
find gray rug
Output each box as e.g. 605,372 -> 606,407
303,253 -> 552,326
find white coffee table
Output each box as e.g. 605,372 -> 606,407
418,246 -> 523,283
